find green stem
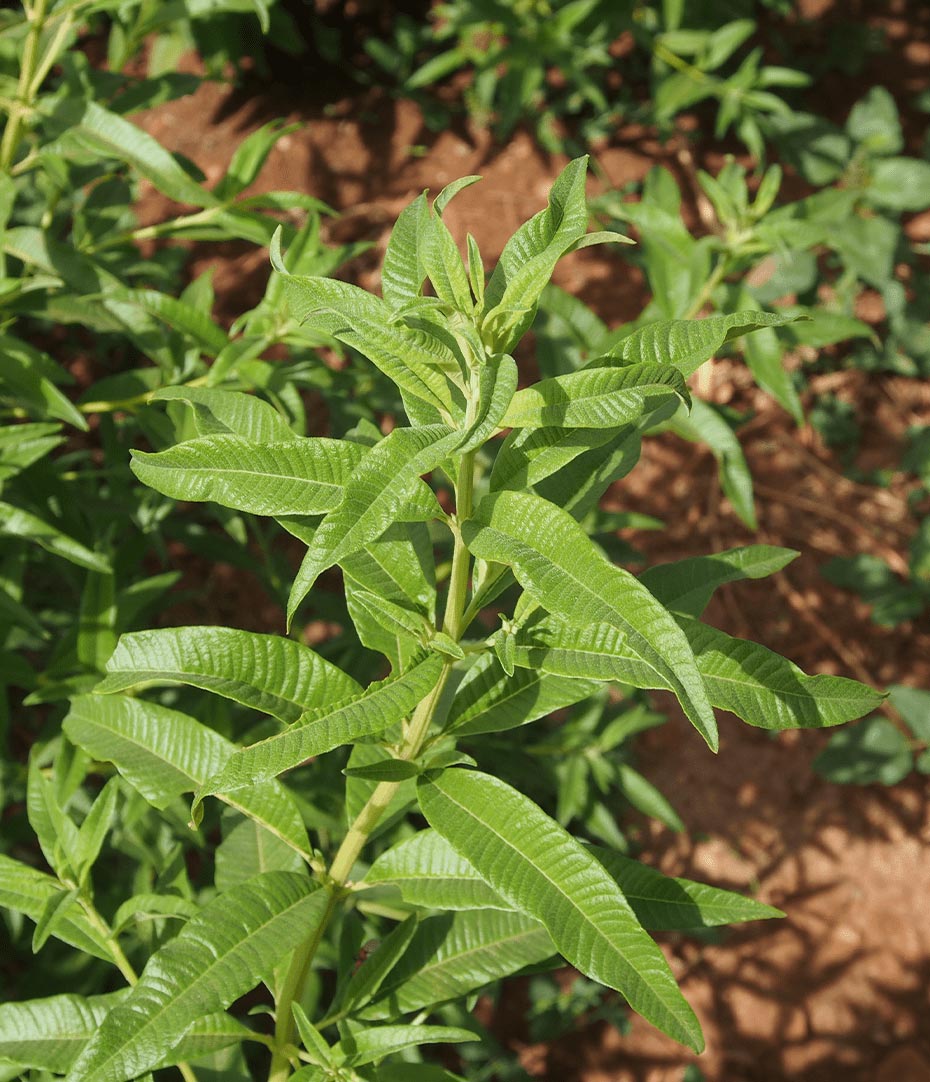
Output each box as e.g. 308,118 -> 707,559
266,451 -> 476,1080
78,896 -> 200,1082
0,0 -> 50,174
683,255 -> 731,320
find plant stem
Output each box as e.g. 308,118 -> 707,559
0,0 -> 49,174
266,451 -> 476,1080
684,255 -> 731,320
78,896 -> 200,1082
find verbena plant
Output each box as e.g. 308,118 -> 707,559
0,160 -> 882,1081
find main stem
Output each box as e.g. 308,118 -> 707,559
0,0 -> 49,174
267,451 -> 475,1081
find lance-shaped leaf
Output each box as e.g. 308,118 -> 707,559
277,274 -> 456,412
287,426 -> 457,624
338,1023 -> 476,1067
445,653 -> 598,737
359,909 -> 555,1020
638,545 -> 798,619
381,192 -> 430,308
603,310 -> 804,378
0,854 -> 112,960
668,398 -> 756,527
482,157 -> 590,353
131,435 -> 364,517
0,991 -> 126,1073
457,353 -> 518,452
490,426 -> 616,493
366,828 -> 510,911
501,364 -> 688,431
677,619 -> 885,730
462,491 -> 717,750
418,769 -> 702,1051
96,626 -> 360,724
67,873 -> 327,1082
333,917 -> 421,1019
152,386 -> 297,442
192,653 -> 445,814
63,695 -> 312,858
0,503 -> 110,573
422,210 -> 473,314
366,829 -> 782,930
0,993 -> 252,1075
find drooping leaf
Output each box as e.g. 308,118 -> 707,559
192,653 -> 445,812
462,491 -> 717,749
131,435 -> 364,516
63,695 -> 312,857
96,626 -> 360,724
418,768 -> 703,1051
68,874 -> 328,1082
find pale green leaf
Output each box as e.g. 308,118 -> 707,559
360,909 -> 554,1020
153,386 -> 297,442
490,426 -> 615,493
287,426 -> 456,624
0,502 -> 110,572
678,619 -> 886,730
192,653 -> 445,811
278,275 -> 456,411
445,652 -> 598,737
339,1023 -> 476,1067
381,192 -> 430,309
68,874 -> 327,1082
417,768 -> 703,1051
422,212 -> 473,313
63,695 -> 312,858
607,310 -> 805,378
640,545 -> 798,618
0,991 -> 125,1073
482,157 -> 590,353
0,854 -> 112,960
96,626 -> 360,724
131,435 -> 364,517
462,491 -> 717,750
501,363 -> 688,430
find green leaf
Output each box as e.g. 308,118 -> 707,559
445,653 -> 598,737
501,364 -> 688,430
287,426 -> 457,624
63,695 -> 312,858
192,653 -> 445,812
339,1023 -> 476,1067
381,192 -> 430,308
0,991 -> 126,1073
418,769 -> 703,1051
0,502 -> 110,572
360,909 -> 555,1020
0,336 -> 87,429
814,716 -> 912,785
68,874 -> 327,1082
366,830 -> 781,930
74,777 -> 119,884
97,626 -> 360,724
667,399 -> 756,528
458,353 -> 518,452
153,386 -> 297,442
607,311 -> 805,379
678,619 -> 885,730
867,156 -> 930,212
422,212 -> 473,313
365,829 -> 511,911
32,887 -> 79,953
215,811 -> 305,891
0,854 -> 112,960
589,845 -> 783,930
131,435 -> 364,517
887,685 -> 930,742
462,491 -> 717,750
121,289 -> 230,355
277,275 -> 456,412
53,98 -> 215,208
334,916 -> 421,1018
214,119 -> 299,200
640,545 -> 798,618
490,426 -> 616,493
482,157 -> 590,352
344,759 -> 421,782
77,570 -> 117,672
